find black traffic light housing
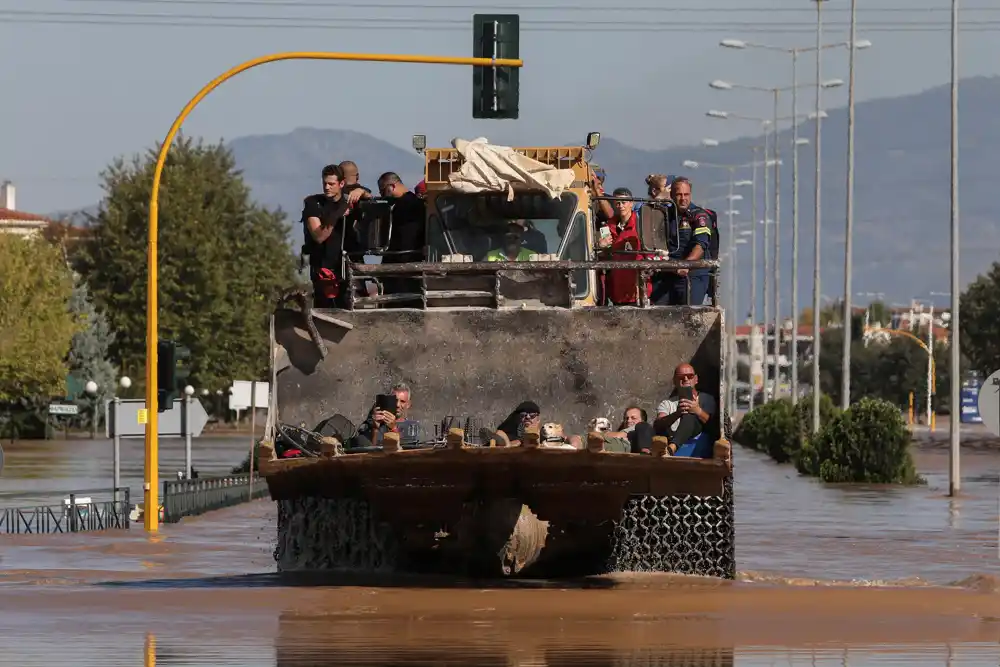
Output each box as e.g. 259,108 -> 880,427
850,313 -> 866,341
473,14 -> 520,119
157,340 -> 191,412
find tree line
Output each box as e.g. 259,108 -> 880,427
1,137 -> 298,436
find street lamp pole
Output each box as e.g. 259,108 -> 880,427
750,148 -> 759,410
948,0 -> 961,496
762,125 -> 771,403
841,0 -> 859,410
791,51 -> 801,404
811,0 -> 826,433
772,89 -> 782,403
727,170 -> 737,416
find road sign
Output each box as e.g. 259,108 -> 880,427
976,370 -> 1000,437
229,380 -> 269,412
48,403 -> 79,416
960,379 -> 983,424
106,398 -> 209,438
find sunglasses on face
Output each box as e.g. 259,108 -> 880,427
677,373 -> 695,381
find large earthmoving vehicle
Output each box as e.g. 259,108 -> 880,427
258,136 -> 734,579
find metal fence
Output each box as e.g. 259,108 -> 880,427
0,487 -> 130,534
162,473 -> 269,524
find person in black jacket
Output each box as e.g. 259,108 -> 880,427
302,164 -> 358,308
377,172 -> 426,299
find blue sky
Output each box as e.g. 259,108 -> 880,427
1,0 -> 997,213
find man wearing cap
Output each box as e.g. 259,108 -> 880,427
487,220 -> 538,261
651,177 -> 713,306
596,187 -> 653,305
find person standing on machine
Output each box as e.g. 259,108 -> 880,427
650,177 -> 712,306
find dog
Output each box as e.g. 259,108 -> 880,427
540,422 -> 577,450
588,417 -> 612,433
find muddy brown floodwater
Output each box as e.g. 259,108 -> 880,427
2,435 -> 1000,666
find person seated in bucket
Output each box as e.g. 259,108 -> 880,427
481,401 -> 541,446
653,363 -> 717,458
486,220 -> 538,262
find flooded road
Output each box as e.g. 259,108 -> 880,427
3,435 -> 1000,665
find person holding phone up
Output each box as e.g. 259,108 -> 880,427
358,383 -> 413,445
653,363 -> 717,458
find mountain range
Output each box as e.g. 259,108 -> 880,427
68,75 -> 1000,314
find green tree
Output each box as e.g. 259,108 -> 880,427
68,280 -> 117,429
77,135 -> 299,391
0,235 -> 80,402
960,261 -> 1000,376
801,327 -> 966,414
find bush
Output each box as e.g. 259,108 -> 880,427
733,394 -> 839,464
797,397 -> 924,485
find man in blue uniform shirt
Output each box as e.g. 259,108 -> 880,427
650,177 -> 713,306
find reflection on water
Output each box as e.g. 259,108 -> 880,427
3,436 -> 1000,665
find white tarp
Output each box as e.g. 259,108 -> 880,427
447,137 -> 576,200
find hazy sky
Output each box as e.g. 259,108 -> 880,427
1,0 -> 997,213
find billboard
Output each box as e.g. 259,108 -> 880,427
960,379 -> 983,424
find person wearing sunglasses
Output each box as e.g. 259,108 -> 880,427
653,363 -> 717,458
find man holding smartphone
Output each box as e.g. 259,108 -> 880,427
358,382 -> 414,445
653,363 -> 717,458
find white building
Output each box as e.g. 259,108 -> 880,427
0,181 -> 50,237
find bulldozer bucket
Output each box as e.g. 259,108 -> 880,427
271,305 -> 723,435
263,264 -> 733,581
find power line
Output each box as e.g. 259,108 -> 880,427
0,10 -> 997,32
57,0 -> 1000,12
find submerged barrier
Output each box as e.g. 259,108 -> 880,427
161,473 -> 269,524
0,487 -> 131,534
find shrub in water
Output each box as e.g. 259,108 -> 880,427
734,394 -> 839,465
797,396 -> 923,484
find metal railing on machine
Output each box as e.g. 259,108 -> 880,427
161,473 -> 269,524
0,487 -> 131,534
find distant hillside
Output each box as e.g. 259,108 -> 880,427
64,77 -> 1000,312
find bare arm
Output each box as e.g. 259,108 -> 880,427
306,216 -> 333,244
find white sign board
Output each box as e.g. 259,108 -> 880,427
977,370 -> 1000,437
48,403 -> 79,416
229,380 -> 270,412
105,398 -> 209,438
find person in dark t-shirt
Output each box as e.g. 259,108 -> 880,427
377,171 -> 426,299
302,164 -> 354,308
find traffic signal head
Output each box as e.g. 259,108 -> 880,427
473,14 -> 520,120
157,340 -> 192,412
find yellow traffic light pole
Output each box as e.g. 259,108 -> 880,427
866,327 -> 937,430
144,51 -> 523,532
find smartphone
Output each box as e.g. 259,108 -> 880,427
375,393 -> 398,414
677,386 -> 694,401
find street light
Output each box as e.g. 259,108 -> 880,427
710,78 -> 844,91
948,0 -> 961,497
184,385 -> 195,397
719,38 -> 872,52
120,376 -> 132,390
85,381 -> 99,439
